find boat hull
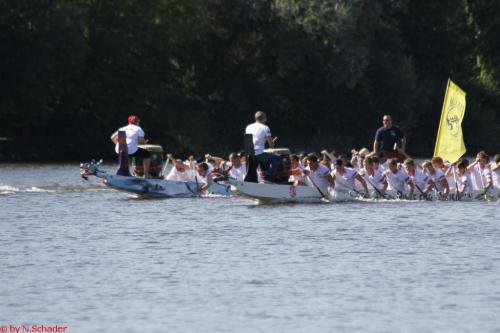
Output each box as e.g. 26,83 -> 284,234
229,180 -> 323,203
79,161 -> 231,198
102,174 -> 230,198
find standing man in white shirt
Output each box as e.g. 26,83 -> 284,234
245,111 -> 280,181
110,115 -> 151,178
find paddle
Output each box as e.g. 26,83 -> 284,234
362,173 -> 387,199
184,182 -> 196,194
161,156 -> 171,179
333,176 -> 364,198
414,183 -> 430,201
450,165 -> 461,200
306,175 -> 327,200
476,167 -> 491,201
195,175 -> 200,191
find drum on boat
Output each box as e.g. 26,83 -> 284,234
130,144 -> 164,178
263,148 -> 292,184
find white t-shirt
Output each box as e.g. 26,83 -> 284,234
406,168 -> 430,191
115,124 -> 145,155
245,122 -> 271,155
289,164 -> 306,183
306,164 -> 331,192
469,165 -> 483,191
383,168 -> 411,192
481,167 -> 493,188
376,162 -> 387,173
457,173 -> 472,193
332,167 -> 358,190
360,168 -> 386,190
166,166 -> 195,182
427,169 -> 447,192
196,165 -> 214,185
492,163 -> 500,190
228,163 -> 247,181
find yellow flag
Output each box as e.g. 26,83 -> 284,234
434,79 -> 467,163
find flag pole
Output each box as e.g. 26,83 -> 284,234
434,78 -> 451,157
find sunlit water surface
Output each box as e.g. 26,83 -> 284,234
1,164 -> 499,332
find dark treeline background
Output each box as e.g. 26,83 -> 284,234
1,0 -> 499,161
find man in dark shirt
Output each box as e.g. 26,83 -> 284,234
372,115 -> 406,160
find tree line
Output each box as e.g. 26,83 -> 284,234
0,0 -> 499,161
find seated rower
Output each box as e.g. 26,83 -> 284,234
456,160 -> 473,196
320,159 -> 331,170
473,153 -> 493,192
303,154 -> 334,194
372,154 -> 387,172
431,156 -> 449,172
350,147 -> 370,171
432,156 -> 456,193
403,158 -> 434,198
492,154 -> 500,192
165,154 -> 195,182
204,153 -> 225,169
382,158 -> 414,198
289,154 -> 307,186
195,162 -> 214,192
358,157 -> 388,197
422,160 -> 450,197
321,149 -> 340,164
225,152 -> 247,181
331,159 -> 370,198
467,151 -> 491,191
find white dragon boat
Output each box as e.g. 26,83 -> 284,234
80,131 -> 231,198
80,160 -> 231,198
227,176 -> 495,203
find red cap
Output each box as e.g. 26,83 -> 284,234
128,115 -> 139,124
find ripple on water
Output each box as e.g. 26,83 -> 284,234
1,164 -> 499,332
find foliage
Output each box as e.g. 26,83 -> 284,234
0,0 -> 498,161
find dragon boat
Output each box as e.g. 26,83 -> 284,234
80,159 -> 230,198
227,145 -> 496,203
80,131 -> 230,198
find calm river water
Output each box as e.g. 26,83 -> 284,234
1,164 -> 499,332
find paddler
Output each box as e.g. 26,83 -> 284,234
467,151 -> 493,193
456,160 -> 473,196
422,160 -> 450,197
331,159 -> 370,198
195,162 -> 214,192
165,154 -> 195,182
382,158 -> 414,198
225,153 -> 247,181
403,158 -> 434,198
358,156 -> 388,197
289,154 -> 307,186
303,154 -> 334,193
492,154 -> 500,193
